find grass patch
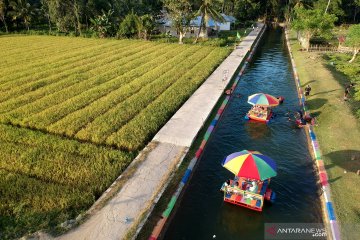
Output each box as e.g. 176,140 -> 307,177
0,124 -> 134,239
322,53 -> 360,117
289,31 -> 360,240
0,35 -> 231,239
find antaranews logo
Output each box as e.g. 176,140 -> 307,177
264,223 -> 327,240
266,225 -> 277,236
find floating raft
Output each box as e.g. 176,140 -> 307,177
245,110 -> 273,123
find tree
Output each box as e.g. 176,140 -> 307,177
90,9 -> 113,38
234,0 -> 260,22
346,24 -> 360,63
284,0 -> 313,24
195,0 -> 224,42
163,0 -> 193,44
9,0 -> 35,31
137,14 -> 155,40
0,0 -> 9,32
353,0 -> 360,22
118,12 -> 140,38
46,0 -> 73,32
72,0 -> 83,35
292,7 -> 337,51
40,0 -> 51,32
315,0 -> 344,17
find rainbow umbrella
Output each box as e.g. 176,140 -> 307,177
222,150 -> 277,180
247,93 -> 279,107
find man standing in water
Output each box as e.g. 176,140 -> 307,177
305,84 -> 312,96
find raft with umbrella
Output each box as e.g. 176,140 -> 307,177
220,150 -> 277,211
245,93 -> 280,123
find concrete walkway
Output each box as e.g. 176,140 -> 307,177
57,23 -> 265,240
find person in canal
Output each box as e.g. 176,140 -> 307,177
304,84 -> 311,96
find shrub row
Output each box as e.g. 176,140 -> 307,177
107,47 -> 230,150
0,39 -> 92,70
20,43 -> 183,128
1,43 -> 175,122
75,46 -> 213,143
0,42 -> 160,113
47,45 -> 200,136
0,39 -> 119,84
0,41 -> 148,100
0,124 -> 133,190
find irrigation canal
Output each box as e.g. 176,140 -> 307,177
162,28 -> 323,240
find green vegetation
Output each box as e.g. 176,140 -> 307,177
290,32 -> 360,240
0,35 -> 230,239
324,53 -> 360,117
0,36 -> 230,151
0,124 -> 134,239
345,24 -> 360,63
292,6 -> 337,51
194,0 -> 225,41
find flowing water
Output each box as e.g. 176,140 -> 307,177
163,28 -> 323,240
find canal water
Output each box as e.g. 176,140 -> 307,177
163,28 -> 323,240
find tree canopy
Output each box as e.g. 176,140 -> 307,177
163,0 -> 193,44
346,24 -> 360,62
0,0 -> 358,39
292,6 -> 337,50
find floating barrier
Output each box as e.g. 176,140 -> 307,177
148,24 -> 267,240
284,29 -> 341,240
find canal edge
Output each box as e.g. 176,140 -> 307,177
147,23 -> 267,240
284,28 -> 341,240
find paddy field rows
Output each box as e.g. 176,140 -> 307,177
0,35 -> 230,238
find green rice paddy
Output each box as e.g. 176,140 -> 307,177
0,35 -> 230,238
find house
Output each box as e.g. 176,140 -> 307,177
190,14 -> 236,31
157,13 -> 236,37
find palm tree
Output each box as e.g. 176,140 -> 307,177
9,0 -> 35,31
194,0 -> 224,43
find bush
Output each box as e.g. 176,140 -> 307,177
118,12 -> 140,38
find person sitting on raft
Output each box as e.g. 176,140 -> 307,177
248,181 -> 258,193
224,179 -> 230,187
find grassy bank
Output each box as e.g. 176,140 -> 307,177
289,33 -> 360,240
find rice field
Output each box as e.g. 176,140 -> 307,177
0,35 -> 230,238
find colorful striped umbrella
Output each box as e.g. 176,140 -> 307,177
222,150 -> 277,180
247,93 -> 279,107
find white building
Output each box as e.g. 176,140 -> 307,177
158,13 -> 237,37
